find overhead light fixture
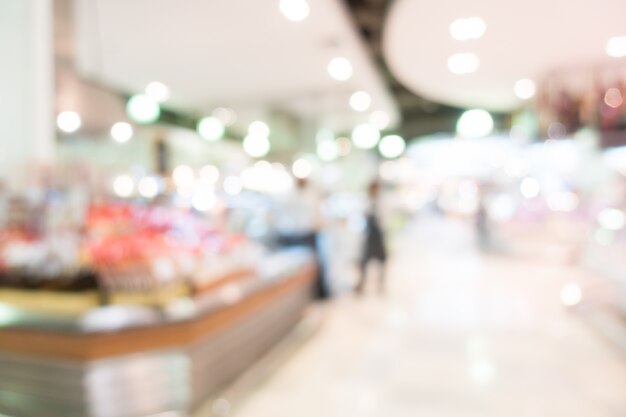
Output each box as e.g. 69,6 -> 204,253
606,36 -> 626,58
351,124 -> 380,149
145,82 -> 170,103
292,158 -> 312,179
248,120 -> 270,138
514,79 -> 537,100
279,0 -> 310,22
349,91 -> 372,112
56,111 -> 81,133
137,176 -> 160,199
243,135 -> 271,158
113,175 -> 134,198
560,283 -> 582,307
369,110 -> 390,130
110,122 -> 133,143
598,208 -> 625,231
448,53 -> 480,74
192,191 -> 217,212
520,177 -> 540,199
317,140 -> 339,162
449,17 -> 486,41
327,57 -> 353,81
126,94 -> 160,124
456,109 -> 493,138
197,116 -> 225,142
378,135 -> 406,159
172,165 -> 195,188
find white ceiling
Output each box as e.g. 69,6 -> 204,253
384,0 -> 626,111
74,0 -> 399,132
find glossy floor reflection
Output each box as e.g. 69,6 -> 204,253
234,216 -> 626,417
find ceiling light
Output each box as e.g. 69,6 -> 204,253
606,36 -> 626,58
317,140 -> 339,162
448,53 -> 480,75
598,208 -> 625,230
369,110 -> 390,130
110,122 -> 133,143
248,120 -> 270,138
137,176 -> 160,199
292,158 -> 312,179
243,134 -> 271,158
145,82 -> 170,102
126,94 -> 160,124
56,111 -> 81,133
514,79 -> 537,100
378,135 -> 406,159
279,0 -> 310,22
351,124 -> 380,149
520,177 -> 540,199
456,109 -> 493,138
328,57 -> 353,81
192,191 -> 217,212
350,91 -> 372,112
172,165 -> 195,188
560,283 -> 582,307
604,88 -> 624,108
113,175 -> 134,198
197,116 -> 225,141
450,17 -> 486,41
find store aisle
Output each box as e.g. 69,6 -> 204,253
234,215 -> 626,417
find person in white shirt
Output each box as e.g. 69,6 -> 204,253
275,178 -> 328,298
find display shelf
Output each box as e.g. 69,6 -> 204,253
0,250 -> 316,417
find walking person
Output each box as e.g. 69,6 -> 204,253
356,181 -> 387,294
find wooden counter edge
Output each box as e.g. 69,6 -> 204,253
0,263 -> 316,361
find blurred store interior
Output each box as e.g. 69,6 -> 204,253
2,0 -> 626,416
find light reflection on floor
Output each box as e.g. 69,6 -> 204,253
234,216 -> 626,417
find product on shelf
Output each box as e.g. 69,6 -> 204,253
0,196 -> 264,313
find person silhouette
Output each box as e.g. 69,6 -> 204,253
355,181 -> 387,294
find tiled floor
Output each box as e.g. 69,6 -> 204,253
234,216 -> 626,417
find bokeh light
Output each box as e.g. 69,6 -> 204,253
456,109 -> 493,138
327,57 -> 353,81
448,53 -> 480,74
292,158 -> 312,178
352,124 -> 380,149
449,17 -> 486,41
514,79 -> 537,100
145,81 -> 170,103
126,94 -> 160,124
113,175 -> 134,198
56,111 -> 82,133
378,135 -> 406,159
349,91 -> 372,112
279,0 -> 310,22
110,122 -> 133,143
197,117 -> 225,142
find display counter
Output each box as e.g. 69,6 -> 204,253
0,249 -> 316,417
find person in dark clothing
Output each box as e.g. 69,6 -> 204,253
356,181 -> 387,294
